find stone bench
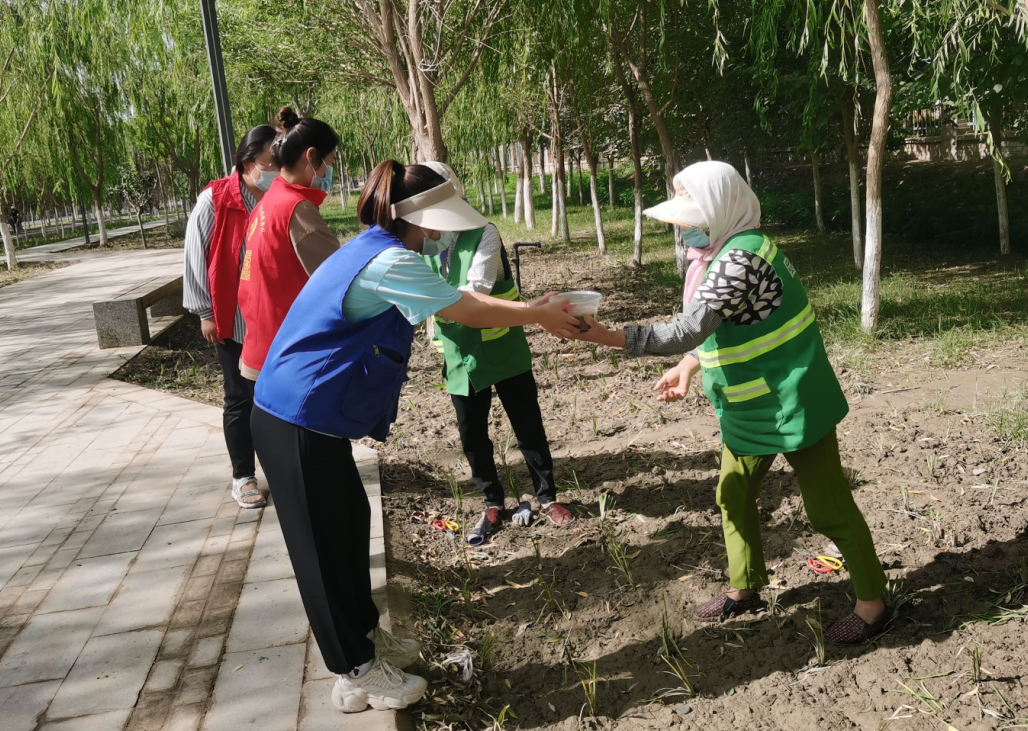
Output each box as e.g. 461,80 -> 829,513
92,275 -> 186,348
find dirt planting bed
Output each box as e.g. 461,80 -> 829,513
380,237 -> 1028,731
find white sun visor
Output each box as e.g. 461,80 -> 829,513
391,180 -> 487,232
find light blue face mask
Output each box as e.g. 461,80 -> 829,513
422,230 -> 458,257
682,227 -> 711,249
310,162 -> 333,193
249,165 -> 279,192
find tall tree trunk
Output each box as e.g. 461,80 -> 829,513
338,159 -> 349,210
840,94 -> 863,269
137,210 -> 147,249
548,66 -> 570,244
496,145 -> 508,218
860,0 -> 893,332
1,219 -> 16,270
576,152 -> 585,206
587,155 -> 606,255
477,166 -> 487,214
92,189 -> 109,247
521,132 -> 536,230
811,151 -> 826,234
537,139 -> 546,195
608,153 -> 616,208
514,143 -> 524,224
986,112 -> 1011,256
551,166 -> 559,237
484,151 -> 495,216
744,150 -> 753,185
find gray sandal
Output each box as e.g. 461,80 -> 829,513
232,479 -> 266,509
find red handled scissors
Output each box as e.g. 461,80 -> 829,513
431,519 -> 460,533
794,548 -> 843,574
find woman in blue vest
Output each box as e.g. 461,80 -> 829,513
250,160 -> 578,715
575,162 -> 888,646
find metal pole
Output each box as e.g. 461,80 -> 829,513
200,0 -> 235,176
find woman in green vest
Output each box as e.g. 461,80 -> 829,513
420,162 -> 574,541
575,161 -> 888,645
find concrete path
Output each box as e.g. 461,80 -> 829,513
0,252 -> 396,730
17,219 -> 171,263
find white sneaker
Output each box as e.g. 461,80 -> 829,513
372,626 -> 421,668
332,658 -> 428,712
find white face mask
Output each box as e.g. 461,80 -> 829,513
421,230 -> 457,257
249,165 -> 279,192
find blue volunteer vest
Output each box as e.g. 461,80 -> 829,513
254,225 -> 414,441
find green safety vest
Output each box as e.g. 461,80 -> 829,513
424,228 -> 532,397
697,231 -> 848,456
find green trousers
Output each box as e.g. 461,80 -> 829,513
716,430 -> 887,601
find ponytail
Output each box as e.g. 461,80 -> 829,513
357,160 -> 446,235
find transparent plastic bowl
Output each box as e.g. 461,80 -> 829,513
553,290 -> 603,316
553,291 -> 603,331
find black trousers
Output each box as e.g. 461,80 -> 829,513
215,339 -> 255,480
450,370 -> 556,507
250,406 -> 378,674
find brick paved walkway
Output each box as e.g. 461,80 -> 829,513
0,252 -> 394,730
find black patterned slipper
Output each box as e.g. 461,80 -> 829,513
825,612 -> 889,644
696,593 -> 766,621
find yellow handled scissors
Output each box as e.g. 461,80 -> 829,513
431,519 -> 460,533
794,548 -> 843,573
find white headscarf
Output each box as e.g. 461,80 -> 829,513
678,161 -> 761,249
665,161 -> 762,304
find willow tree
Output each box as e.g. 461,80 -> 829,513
905,0 -> 1028,256
279,0 -> 510,162
42,0 -> 139,247
0,3 -> 53,268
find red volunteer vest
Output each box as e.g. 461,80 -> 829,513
206,176 -> 249,339
238,176 -> 327,375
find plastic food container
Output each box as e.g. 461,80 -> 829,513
553,291 -> 603,332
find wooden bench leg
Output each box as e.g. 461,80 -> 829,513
93,300 -> 149,348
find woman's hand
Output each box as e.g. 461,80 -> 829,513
533,299 -> 581,339
201,318 -> 224,345
526,291 -> 559,307
568,316 -> 627,348
654,354 -> 700,402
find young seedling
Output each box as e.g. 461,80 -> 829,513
606,352 -> 619,369
890,677 -> 943,713
805,598 -> 827,667
598,492 -> 615,519
589,344 -> 599,362
600,520 -> 634,588
574,660 -> 600,717
486,704 -> 518,731
652,596 -> 694,702
592,413 -> 599,437
970,645 -> 983,684
926,452 -> 938,479
884,578 -> 913,613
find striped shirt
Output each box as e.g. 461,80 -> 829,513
182,183 -> 256,343
438,223 -> 502,293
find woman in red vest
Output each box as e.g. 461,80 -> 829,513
183,124 -> 280,509
238,107 -> 342,382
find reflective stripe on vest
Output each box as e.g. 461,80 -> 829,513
757,238 -> 778,264
697,302 -> 816,369
482,288 -> 520,340
722,377 -> 771,403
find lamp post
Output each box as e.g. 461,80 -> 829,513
200,0 -> 235,176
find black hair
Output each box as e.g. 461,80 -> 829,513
357,161 -> 447,236
233,124 -> 279,183
271,106 -> 340,170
